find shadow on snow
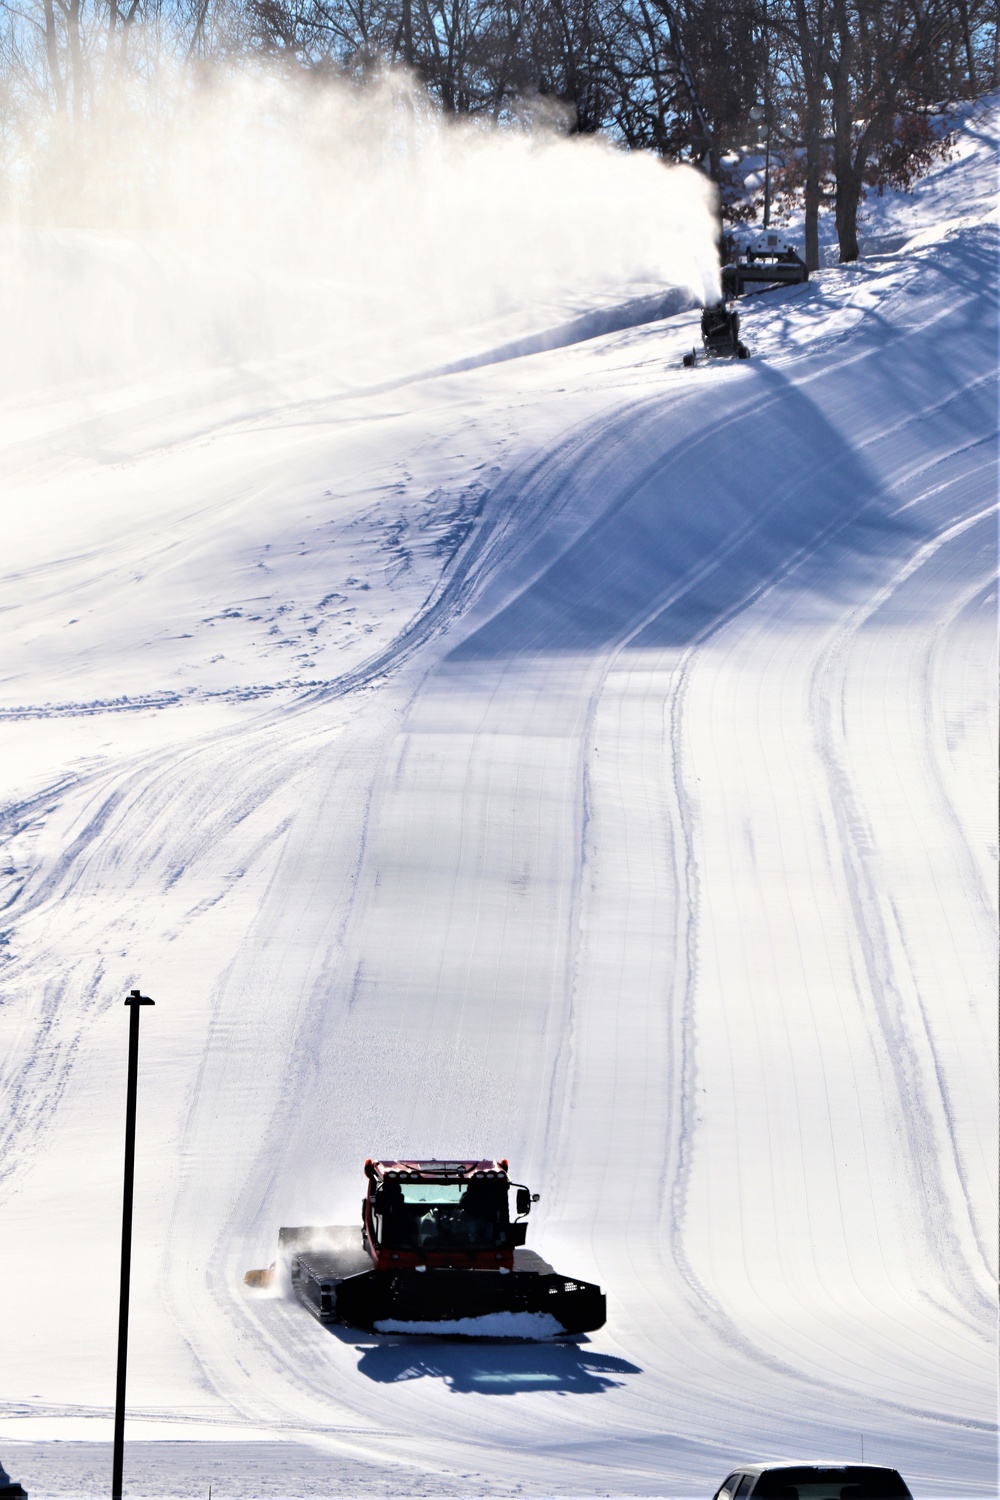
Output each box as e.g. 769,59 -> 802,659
444,230 -> 996,665
345,1334 -> 642,1393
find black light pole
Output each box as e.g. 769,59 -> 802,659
112,988 -> 155,1500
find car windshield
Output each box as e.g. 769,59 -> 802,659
753,1467 -> 911,1500
376,1178 -> 510,1251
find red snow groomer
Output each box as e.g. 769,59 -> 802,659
245,1158 -> 606,1338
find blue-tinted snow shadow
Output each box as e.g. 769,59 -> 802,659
347,1335 -> 641,1393
426,287 -> 697,379
445,230 -> 996,664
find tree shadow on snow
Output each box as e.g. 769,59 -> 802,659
444,230 -> 995,666
337,1331 -> 641,1394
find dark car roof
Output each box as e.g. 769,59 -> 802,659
736,1464 -> 905,1474
722,1463 -> 911,1497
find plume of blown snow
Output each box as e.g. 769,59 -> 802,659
0,67 -> 720,395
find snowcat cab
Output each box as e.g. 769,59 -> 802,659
362,1159 -> 528,1269
245,1157 -> 606,1339
722,231 -> 809,297
746,230 -> 809,268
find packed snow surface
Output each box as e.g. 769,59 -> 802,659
0,95 -> 996,1500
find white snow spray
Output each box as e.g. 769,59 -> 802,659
0,67 -> 720,396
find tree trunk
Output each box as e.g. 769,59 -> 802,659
833,114 -> 880,263
804,136 -> 821,270
830,0 -> 860,261
185,0 -> 209,62
956,0 -> 976,91
65,0 -> 85,123
44,0 -> 67,111
834,168 -> 861,260
107,0 -> 119,83
792,0 -> 827,271
799,86 -> 825,269
402,0 -> 413,66
117,0 -> 141,80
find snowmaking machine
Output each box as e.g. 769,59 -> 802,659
682,231 -> 809,368
245,1158 -> 607,1338
683,301 -> 750,367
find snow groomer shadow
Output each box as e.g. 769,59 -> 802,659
349,1336 -> 641,1394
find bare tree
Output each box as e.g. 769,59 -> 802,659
0,0 -> 994,251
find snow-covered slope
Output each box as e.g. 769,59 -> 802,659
0,99 -> 996,1500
